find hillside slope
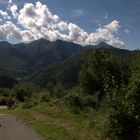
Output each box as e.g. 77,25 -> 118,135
27,47 -> 131,88
0,39 -> 83,77
0,68 -> 17,88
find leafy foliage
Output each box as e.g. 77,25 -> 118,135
1,43 -> 140,140
64,92 -> 85,111
80,48 -> 131,98
13,83 -> 34,102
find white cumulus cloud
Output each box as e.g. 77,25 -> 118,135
0,1 -> 124,48
10,4 -> 18,18
105,20 -> 120,32
0,10 -> 11,20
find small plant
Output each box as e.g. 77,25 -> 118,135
7,96 -> 16,109
22,98 -> 36,109
41,92 -> 51,102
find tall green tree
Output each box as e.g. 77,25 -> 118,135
79,48 -> 130,97
103,52 -> 140,140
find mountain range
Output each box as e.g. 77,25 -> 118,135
0,39 -> 117,77
0,39 -> 83,77
0,38 -> 135,88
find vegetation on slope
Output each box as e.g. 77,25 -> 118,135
1,47 -> 140,140
0,39 -> 83,77
27,49 -> 90,88
0,68 -> 17,88
28,47 -> 131,89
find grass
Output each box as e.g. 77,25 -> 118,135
0,102 -> 99,140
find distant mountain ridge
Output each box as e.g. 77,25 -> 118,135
0,39 -> 125,78
0,39 -> 83,77
27,47 -> 132,88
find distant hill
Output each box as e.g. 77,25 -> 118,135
0,39 -> 83,77
85,42 -> 114,49
0,39 -> 133,84
27,47 -> 132,88
27,49 -> 90,88
13,39 -> 83,68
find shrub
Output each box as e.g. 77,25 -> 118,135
46,82 -> 55,94
13,83 -> 33,102
7,96 -> 16,109
51,84 -> 67,98
0,88 -> 12,97
22,98 -> 36,109
64,93 -> 85,111
41,92 -> 51,102
104,105 -> 139,140
0,96 -> 7,105
84,95 -> 96,108
103,81 -> 140,140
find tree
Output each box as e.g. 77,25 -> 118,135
103,54 -> 140,140
13,83 -> 33,102
79,48 -> 131,98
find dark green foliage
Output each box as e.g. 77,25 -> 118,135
28,50 -> 88,88
0,88 -> 12,97
80,48 -> 131,97
27,45 -> 131,89
46,82 -> 55,94
104,83 -> 140,140
104,105 -> 139,140
84,95 -> 96,108
22,98 -> 37,109
0,39 -> 82,77
0,41 -> 140,140
0,69 -> 17,88
64,93 -> 85,111
0,96 -> 7,105
41,92 -> 51,102
78,48 -> 140,139
102,53 -> 140,140
7,96 -> 16,109
0,87 -> 15,106
51,84 -> 67,98
13,83 -> 34,102
46,82 -> 67,98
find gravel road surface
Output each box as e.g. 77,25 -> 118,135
0,114 -> 43,140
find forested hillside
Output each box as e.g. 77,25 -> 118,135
0,40 -> 140,140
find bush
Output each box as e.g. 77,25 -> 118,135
46,82 -> 55,94
84,95 -> 96,108
103,81 -> 140,140
0,96 -> 7,105
41,92 -> 51,102
7,96 -> 16,109
0,88 -> 12,97
51,84 -> 67,98
64,93 -> 85,111
22,98 -> 36,109
13,83 -> 34,102
104,105 -> 139,140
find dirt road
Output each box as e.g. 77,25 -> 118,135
0,114 -> 43,140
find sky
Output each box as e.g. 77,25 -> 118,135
0,0 -> 139,50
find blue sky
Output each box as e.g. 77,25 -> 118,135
0,0 -> 139,50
